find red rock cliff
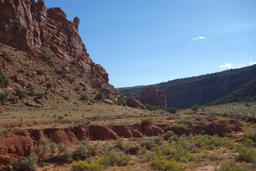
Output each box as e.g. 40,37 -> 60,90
0,0 -> 109,83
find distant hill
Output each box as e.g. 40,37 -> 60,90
120,65 -> 256,108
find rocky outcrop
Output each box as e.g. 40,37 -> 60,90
0,0 -> 119,104
140,87 -> 167,108
127,97 -> 145,109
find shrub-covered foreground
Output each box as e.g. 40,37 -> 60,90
13,133 -> 256,171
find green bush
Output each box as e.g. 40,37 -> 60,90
16,153 -> 38,171
245,131 -> 256,142
218,162 -> 246,171
151,154 -> 184,171
192,135 -> 235,150
141,137 -> 164,150
0,93 -> 7,104
73,141 -> 97,160
94,94 -> 103,101
236,147 -> 255,163
0,128 -> 10,137
140,118 -> 152,126
166,107 -> 177,114
15,89 -> 26,99
0,72 -> 8,87
34,140 -> 70,162
191,104 -> 199,112
72,160 -> 103,171
153,143 -> 191,162
99,149 -> 130,167
80,94 -> 88,101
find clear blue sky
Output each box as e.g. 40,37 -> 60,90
45,0 -> 256,88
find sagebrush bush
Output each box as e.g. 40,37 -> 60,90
166,107 -> 177,114
141,137 -> 164,150
99,149 -> 130,167
236,147 -> 255,163
73,141 -> 97,160
16,153 -> 38,171
218,161 -> 246,171
151,154 -> 184,171
0,72 -> 8,87
15,89 -> 26,99
245,131 -> 256,142
34,140 -> 70,162
72,160 -> 103,171
0,93 -> 7,104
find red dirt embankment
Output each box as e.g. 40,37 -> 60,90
0,119 -> 242,166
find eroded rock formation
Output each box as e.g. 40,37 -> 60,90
0,0 -> 119,104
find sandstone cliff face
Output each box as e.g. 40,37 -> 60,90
140,87 -> 167,108
0,0 -> 119,105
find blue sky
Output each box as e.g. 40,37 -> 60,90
45,0 -> 256,87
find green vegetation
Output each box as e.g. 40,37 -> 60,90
94,93 -> 103,101
15,89 -> 26,99
34,140 -> 71,163
16,153 -> 38,171
140,118 -> 153,126
191,104 -> 199,112
72,141 -> 97,160
0,92 -> 7,104
218,162 -> 246,171
151,154 -> 184,171
72,160 -> 103,171
166,107 -> 177,114
80,94 -> 88,101
72,149 -> 130,171
99,149 -> 130,167
0,72 -> 8,86
236,147 -> 255,163
0,128 -> 10,137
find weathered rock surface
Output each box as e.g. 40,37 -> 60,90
0,0 -> 119,105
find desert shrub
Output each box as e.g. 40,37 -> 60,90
73,141 -> 97,160
236,147 -> 255,163
58,115 -> 64,120
141,137 -> 164,150
177,119 -> 194,126
16,153 -> 38,171
151,153 -> 184,171
94,94 -> 102,101
98,149 -> 130,167
192,135 -> 235,150
0,128 -> 10,137
166,107 -> 177,114
72,160 -> 103,171
1,52 -> 12,63
140,118 -> 152,126
163,131 -> 178,141
0,92 -> 7,104
153,143 -> 191,162
191,104 -> 199,112
245,131 -> 256,142
63,96 -> 70,101
15,89 -> 26,99
34,140 -> 70,163
218,161 -> 246,171
80,94 -> 88,102
0,72 -> 8,87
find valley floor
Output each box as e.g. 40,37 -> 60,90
0,102 -> 256,171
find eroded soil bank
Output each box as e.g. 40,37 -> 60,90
0,118 -> 243,168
